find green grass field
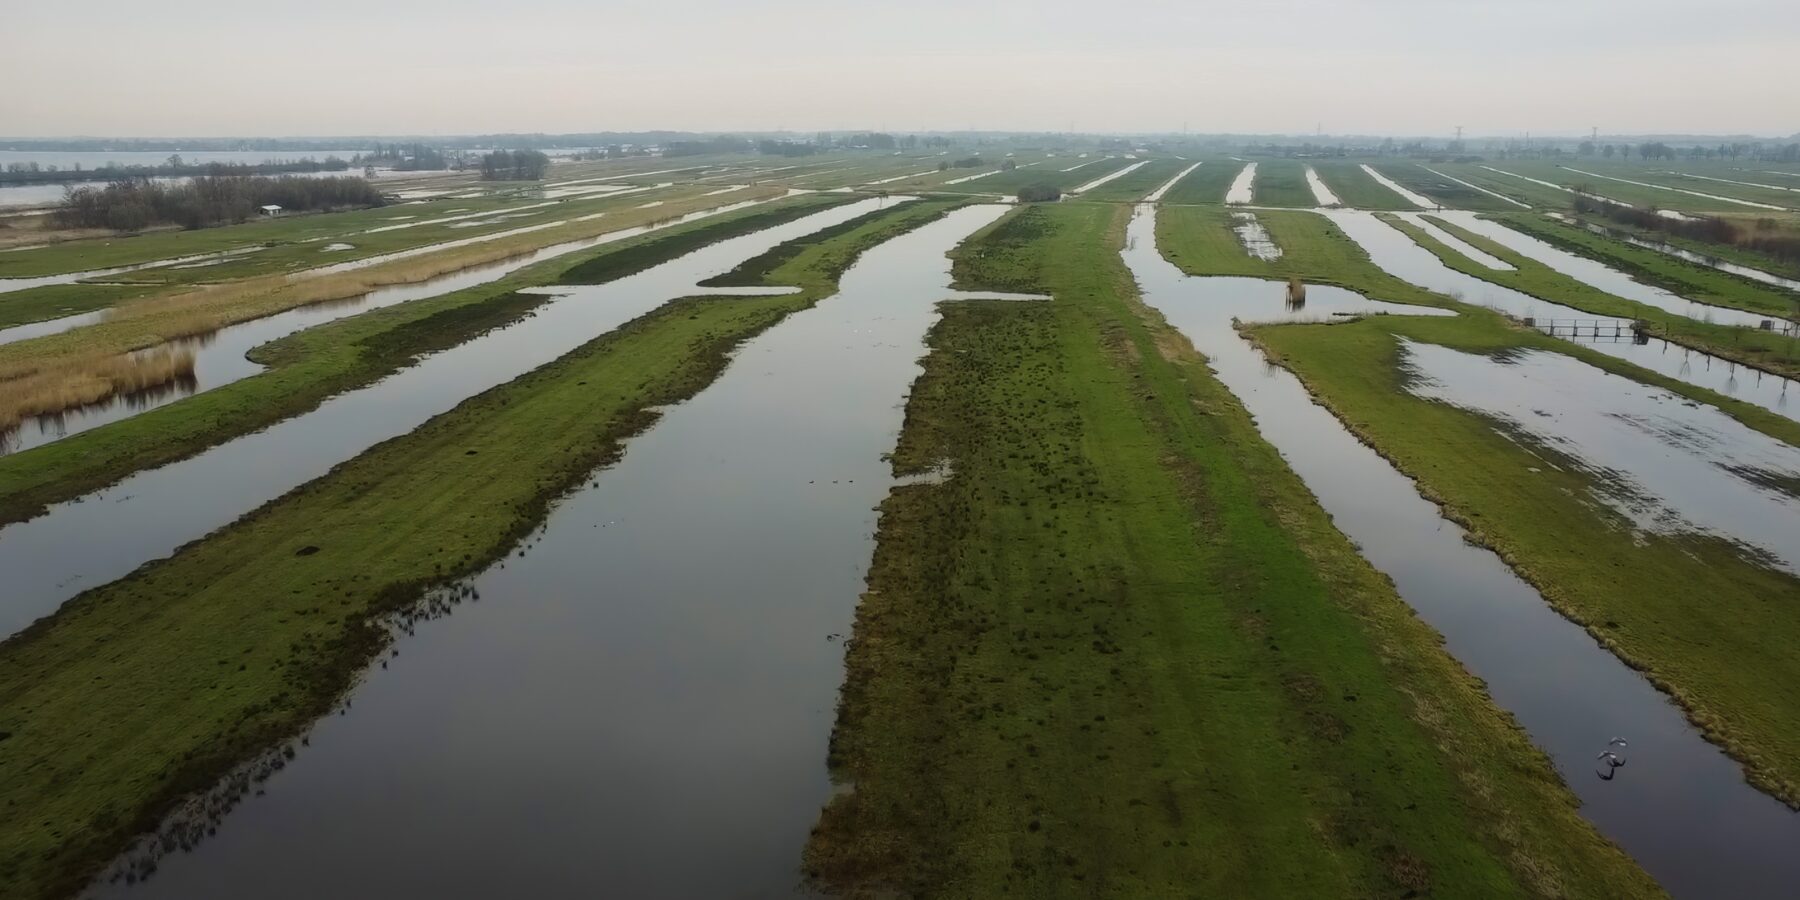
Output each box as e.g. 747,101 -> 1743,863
805,202 -> 1659,898
1156,159 -> 1242,204
0,197 -> 961,900
1248,158 -> 1315,207
0,283 -> 163,330
1072,158 -> 1187,202
1375,164 -> 1533,211
1309,161 -> 1411,209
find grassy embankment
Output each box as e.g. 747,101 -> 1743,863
1479,161 -> 1793,216
0,195 -> 856,528
1310,162 -> 1414,210
1155,205 -> 1800,447
0,191 -> 571,279
1150,205 -> 1800,805
0,187 -> 785,427
0,197 -> 961,900
1387,213 -> 1800,380
1155,159 -> 1242,205
1246,158 -> 1316,208
1071,159 -> 1187,203
0,284 -> 164,330
1375,164 -> 1527,212
806,202 -> 1660,898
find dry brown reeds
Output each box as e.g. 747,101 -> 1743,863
0,347 -> 196,430
0,185 -> 787,385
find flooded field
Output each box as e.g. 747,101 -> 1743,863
0,198 -> 890,635
1434,211 -> 1787,328
0,197 -> 778,454
8,133 -> 1800,900
1145,161 -> 1201,202
1071,160 -> 1148,194
1125,203 -> 1800,899
1320,209 -> 1800,422
1422,166 -> 1531,208
1392,212 -> 1513,269
1225,162 -> 1256,204
1401,339 -> 1800,573
1303,166 -> 1340,206
1230,212 -> 1282,260
90,205 -> 1040,899
1548,214 -> 1800,293
1360,164 -> 1439,209
1561,167 -> 1789,211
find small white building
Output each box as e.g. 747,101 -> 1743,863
259,204 -> 283,217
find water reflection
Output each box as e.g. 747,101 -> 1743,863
1360,164 -> 1439,209
0,198 -> 897,639
1547,213 -> 1800,295
1303,165 -> 1341,207
1230,212 -> 1283,260
1434,211 -> 1788,329
1319,209 -> 1799,422
1225,162 -> 1256,205
1123,203 -> 1800,899
0,198 -> 779,455
1401,339 -> 1800,573
92,205 -> 1041,899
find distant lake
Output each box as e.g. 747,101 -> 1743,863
0,152 -> 399,209
0,149 -> 370,170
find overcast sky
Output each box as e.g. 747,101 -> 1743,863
4,0 -> 1795,138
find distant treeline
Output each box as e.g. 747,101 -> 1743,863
1573,195 -> 1800,267
936,156 -> 984,171
570,146 -> 654,161
51,176 -> 385,232
666,132 -> 955,158
477,150 -> 551,181
0,156 -> 352,186
353,143 -> 449,171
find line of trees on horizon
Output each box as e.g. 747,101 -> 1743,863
0,156 -> 353,186
51,175 -> 385,232
477,150 -> 551,181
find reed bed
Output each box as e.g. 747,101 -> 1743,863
0,186 -> 786,383
0,347 -> 195,429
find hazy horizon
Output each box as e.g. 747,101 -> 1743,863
6,0 -> 1796,139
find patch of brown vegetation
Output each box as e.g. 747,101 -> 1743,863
0,347 -> 195,430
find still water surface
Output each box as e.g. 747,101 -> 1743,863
93,204 -> 1038,899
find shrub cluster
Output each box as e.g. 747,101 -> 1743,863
51,175 -> 384,231
1572,194 -> 1800,265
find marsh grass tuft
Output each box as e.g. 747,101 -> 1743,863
0,347 -> 195,430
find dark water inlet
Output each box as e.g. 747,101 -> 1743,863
90,205 -> 1041,898
1124,204 -> 1800,898
1320,209 -> 1798,423
0,196 -> 776,455
0,198 -> 897,640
